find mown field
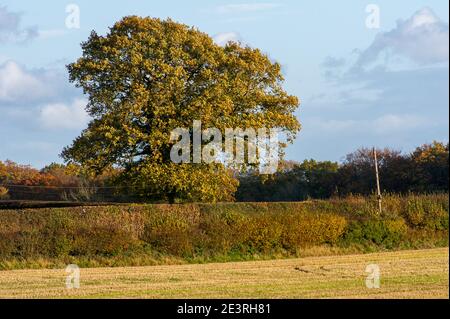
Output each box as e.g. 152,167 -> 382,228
0,248 -> 447,299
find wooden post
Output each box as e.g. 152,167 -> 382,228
373,148 -> 382,214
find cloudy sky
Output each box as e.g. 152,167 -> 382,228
0,0 -> 448,168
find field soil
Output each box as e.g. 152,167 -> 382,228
0,247 -> 447,299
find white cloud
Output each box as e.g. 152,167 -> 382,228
0,6 -> 37,43
357,7 -> 449,67
39,99 -> 89,130
0,61 -> 50,102
216,3 -> 281,14
0,60 -> 76,105
213,32 -> 241,46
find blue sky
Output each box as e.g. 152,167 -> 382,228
0,0 -> 448,168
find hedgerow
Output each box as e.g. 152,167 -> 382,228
0,194 -> 447,268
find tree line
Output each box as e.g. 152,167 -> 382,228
1,141 -> 448,202
0,162 -> 123,202
236,141 -> 449,202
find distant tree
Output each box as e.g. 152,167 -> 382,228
0,160 -> 54,186
336,148 -> 414,195
336,148 -> 377,195
411,141 -> 449,192
62,16 -> 300,203
294,160 -> 339,199
236,159 -> 338,201
40,163 -> 78,187
278,160 -> 301,172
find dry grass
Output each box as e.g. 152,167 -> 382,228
0,248 -> 448,299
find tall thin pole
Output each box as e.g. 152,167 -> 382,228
373,148 -> 382,214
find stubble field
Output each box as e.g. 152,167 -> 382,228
0,247 -> 448,299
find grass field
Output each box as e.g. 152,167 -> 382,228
0,247 -> 448,299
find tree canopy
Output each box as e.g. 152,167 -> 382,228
61,16 -> 300,202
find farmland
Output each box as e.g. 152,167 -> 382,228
0,248 -> 447,299
0,194 -> 447,299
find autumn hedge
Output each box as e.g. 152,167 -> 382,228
0,194 -> 447,268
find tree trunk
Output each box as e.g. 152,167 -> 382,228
168,192 -> 175,204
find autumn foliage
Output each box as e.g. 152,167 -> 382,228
61,16 -> 300,203
0,161 -> 119,201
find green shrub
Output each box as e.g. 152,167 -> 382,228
342,218 -> 408,248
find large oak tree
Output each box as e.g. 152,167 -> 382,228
62,16 -> 300,202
